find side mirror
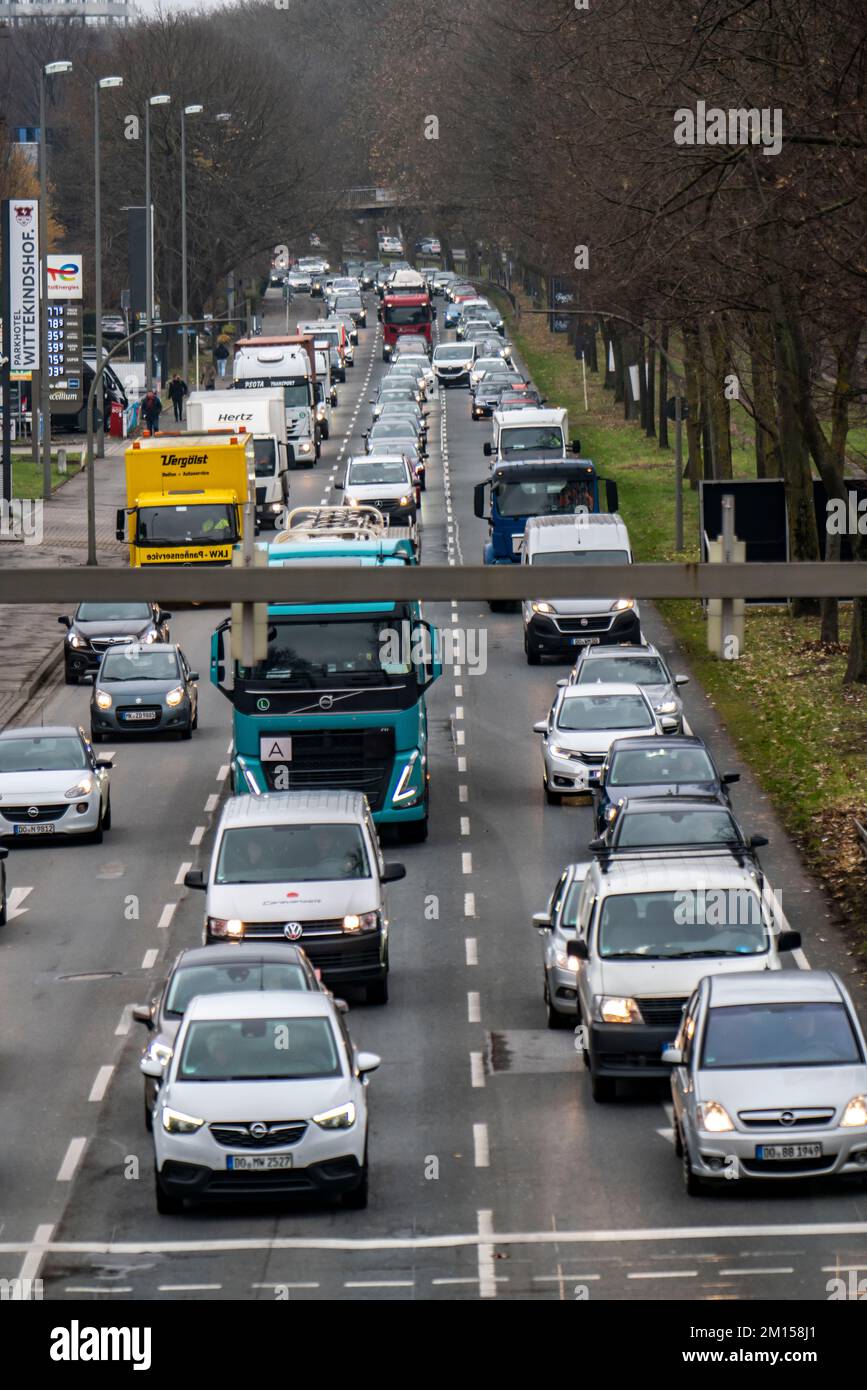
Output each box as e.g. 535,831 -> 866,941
132,1004 -> 154,1029
333,481 -> 343,491
356,1051 -> 381,1075
334,998 -> 349,1014
188,672 -> 199,683
115,507 -> 126,542
139,1055 -> 166,1079
571,438 -> 582,453
556,678 -> 568,688
587,768 -> 602,785
483,441 -> 492,457
723,771 -> 740,785
777,930 -> 801,953
161,611 -> 173,621
588,837 -> 606,852
381,862 -> 406,884
95,757 -> 113,770
532,720 -> 548,734
661,1044 -> 683,1066
58,614 -> 71,628
473,481 -> 488,520
184,869 -> 206,890
675,674 -> 689,686
748,834 -> 769,849
532,910 -> 551,929
605,478 -> 620,513
566,939 -> 589,961
660,716 -> 679,733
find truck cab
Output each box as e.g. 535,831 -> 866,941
185,388 -> 289,529
381,292 -> 434,361
474,458 -> 619,568
233,336 -> 319,466
483,406 -> 581,466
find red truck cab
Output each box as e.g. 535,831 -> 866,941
381,293 -> 434,361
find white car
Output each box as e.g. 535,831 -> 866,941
337,454 -> 418,531
533,683 -> 676,803
0,724 -> 112,842
147,990 -> 380,1212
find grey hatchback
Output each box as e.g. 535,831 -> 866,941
91,643 -> 199,742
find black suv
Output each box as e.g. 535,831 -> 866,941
60,601 -> 170,684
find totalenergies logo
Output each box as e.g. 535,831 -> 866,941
47,260 -> 80,284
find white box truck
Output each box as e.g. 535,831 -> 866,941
484,406 -> 582,466
186,388 -> 289,528
233,336 -> 319,467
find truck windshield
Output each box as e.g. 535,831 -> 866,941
136,504 -> 239,545
253,439 -> 276,476
385,305 -> 430,326
495,479 -> 593,517
245,614 -> 421,687
500,427 -> 565,455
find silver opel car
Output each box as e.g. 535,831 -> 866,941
665,971 -> 867,1193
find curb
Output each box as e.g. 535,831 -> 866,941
0,643 -> 62,733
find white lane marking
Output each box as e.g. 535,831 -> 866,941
470,1052 -> 485,1088
465,937 -> 478,965
457,756 -> 467,772
6,886 -> 34,920
459,784 -> 468,802
478,1210 -> 496,1299
345,1280 -> 414,1288
252,1282 -> 320,1289
141,948 -> 158,970
88,1065 -> 114,1102
821,1265 -> 867,1272
159,1284 -> 222,1292
462,852 -> 472,875
18,1223 -> 53,1288
474,1124 -> 490,1169
204,794 -> 219,814
217,765 -> 230,782
56,1138 -> 86,1182
460,817 -> 470,836
464,891 -> 476,916
190,826 -> 205,846
534,1273 -> 601,1282
467,991 -> 481,1023
627,1270 -> 698,1280
115,1005 -> 134,1037
454,706 -> 464,721
226,742 -> 233,756
66,1286 -> 132,1294
455,729 -> 465,745
175,861 -> 191,885
157,902 -> 176,931
454,667 -> 462,678
719,1268 -> 794,1276
455,684 -> 463,698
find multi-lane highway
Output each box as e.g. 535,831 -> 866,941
1,286 -> 865,1304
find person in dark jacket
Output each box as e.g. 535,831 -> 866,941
141,390 -> 162,433
167,375 -> 188,422
213,341 -> 230,378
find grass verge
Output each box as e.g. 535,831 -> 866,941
12,453 -> 83,497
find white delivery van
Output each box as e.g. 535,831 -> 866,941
233,339 -> 318,466
185,388 -> 289,528
484,406 -> 582,465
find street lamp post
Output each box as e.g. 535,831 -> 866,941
93,75 -> 123,460
144,94 -> 171,392
39,59 -> 72,503
180,103 -> 203,393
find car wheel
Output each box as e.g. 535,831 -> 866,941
525,637 -> 541,666
544,777 -> 561,806
90,728 -> 104,744
590,1070 -> 616,1103
545,982 -> 571,1030
102,795 -> 112,831
342,1157 -> 369,1210
366,976 -> 389,1005
681,1129 -> 703,1195
0,889 -> 6,928
155,1173 -> 184,1216
192,706 -> 199,731
179,724 -> 192,741
144,1086 -> 154,1133
64,668 -> 78,686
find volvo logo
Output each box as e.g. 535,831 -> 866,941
257,697 -> 270,712
283,922 -> 303,941
318,695 -> 334,710
27,806 -> 39,818
249,1122 -> 268,1138
779,1111 -> 795,1127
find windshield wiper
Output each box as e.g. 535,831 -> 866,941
674,949 -> 756,958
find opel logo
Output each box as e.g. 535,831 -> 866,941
257,698 -> 270,712
779,1111 -> 795,1127
319,695 -> 334,710
249,1122 -> 268,1138
27,806 -> 39,818
284,922 -> 303,941
135,697 -> 142,705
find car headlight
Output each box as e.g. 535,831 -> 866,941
142,627 -> 159,643
207,916 -> 245,939
94,688 -> 112,710
299,440 -> 313,454
596,995 -> 643,1024
343,911 -> 379,934
346,496 -> 360,508
65,775 -> 95,799
655,700 -> 678,715
313,1101 -> 356,1130
397,495 -> 411,507
162,1106 -> 205,1134
549,743 -> 578,759
611,598 -> 635,612
531,601 -> 554,615
554,950 -> 580,973
393,749 -> 422,803
841,1095 -> 867,1128
697,1101 -> 735,1133
165,685 -> 185,707
317,403 -> 327,420
144,1041 -> 173,1069
604,804 -> 619,822
67,631 -> 87,648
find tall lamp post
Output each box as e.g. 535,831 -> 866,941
93,75 -> 123,459
144,93 -> 171,391
180,103 -> 203,393
39,59 -> 72,502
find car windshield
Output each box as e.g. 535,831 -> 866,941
500,426 -> 564,454
379,405 -> 419,420
349,461 -> 411,485
216,823 -> 370,883
578,656 -> 668,683
495,481 -> 595,518
701,1002 -> 863,1069
136,503 -> 238,546
608,745 -> 716,787
598,890 -> 767,959
370,422 -> 415,438
0,735 -> 87,773
100,651 -> 179,682
179,1016 -> 342,1081
335,297 -> 361,311
475,358 -> 505,374
385,305 -> 430,325
435,345 -> 471,360
614,807 -> 741,848
166,961 -> 309,1015
76,603 -> 151,622
558,693 -> 653,732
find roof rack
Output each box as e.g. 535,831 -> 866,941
591,843 -> 761,875
274,505 -> 387,542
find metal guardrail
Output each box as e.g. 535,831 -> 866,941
0,563 -> 865,605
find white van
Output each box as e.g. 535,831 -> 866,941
521,513 -> 641,662
484,406 -> 581,465
185,791 -> 406,1004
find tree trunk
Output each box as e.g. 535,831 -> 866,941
747,313 -> 781,478
658,324 -> 669,449
645,334 -> 656,439
637,331 -> 649,430
683,322 -> 703,488
698,318 -> 733,480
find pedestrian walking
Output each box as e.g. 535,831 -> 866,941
167,374 -> 188,422
141,389 -> 163,434
214,340 -> 230,378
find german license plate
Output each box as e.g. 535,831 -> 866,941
121,710 -> 157,721
227,1153 -> 293,1171
13,823 -> 53,835
755,1143 -> 822,1161
571,636 -> 601,646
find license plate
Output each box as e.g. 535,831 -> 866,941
227,1153 -> 294,1171
570,636 -> 601,646
121,711 -> 157,721
755,1143 -> 822,1161
13,823 -> 54,835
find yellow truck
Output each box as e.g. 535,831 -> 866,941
116,432 -> 254,567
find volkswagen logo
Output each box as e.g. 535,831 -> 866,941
580,618 -> 588,628
257,697 -> 270,712
779,1111 -> 795,1127
249,1122 -> 268,1138
283,922 -> 303,941
318,695 -> 334,711
27,806 -> 39,819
